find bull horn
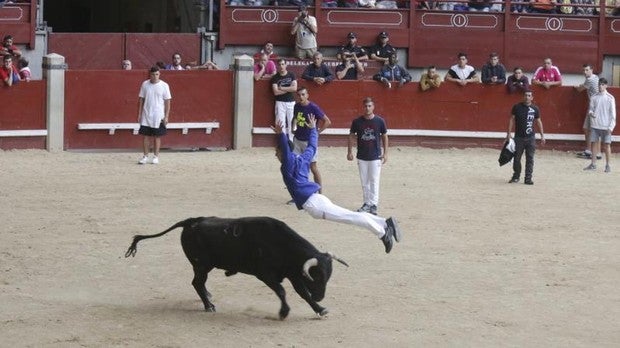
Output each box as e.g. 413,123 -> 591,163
302,257 -> 319,281
327,252 -> 349,267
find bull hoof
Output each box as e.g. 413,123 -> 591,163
279,307 -> 290,320
318,308 -> 329,317
205,304 -> 216,312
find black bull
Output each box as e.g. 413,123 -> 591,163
125,216 -> 348,319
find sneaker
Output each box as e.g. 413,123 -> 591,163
369,205 -> 378,215
151,156 -> 159,164
596,154 -> 603,160
508,177 -> 519,183
357,203 -> 371,213
386,217 -> 402,243
605,164 -> 611,173
576,150 -> 592,159
524,179 -> 534,185
380,227 -> 394,254
583,163 -> 596,171
138,156 -> 148,164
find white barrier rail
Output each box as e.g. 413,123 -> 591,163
252,127 -> 620,141
0,130 -> 48,137
77,122 -> 220,135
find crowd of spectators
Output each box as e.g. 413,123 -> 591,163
222,0 -> 620,15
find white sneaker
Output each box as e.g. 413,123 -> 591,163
151,156 -> 159,164
138,156 -> 148,164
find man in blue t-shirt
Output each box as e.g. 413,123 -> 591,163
292,87 -> 331,193
274,115 -> 401,254
347,97 -> 388,216
507,91 -> 546,185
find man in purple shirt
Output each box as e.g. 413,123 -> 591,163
293,87 -> 332,193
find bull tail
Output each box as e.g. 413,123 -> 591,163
124,218 -> 200,258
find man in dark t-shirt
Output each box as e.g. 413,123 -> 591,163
507,91 -> 546,185
347,97 -> 388,215
271,59 -> 298,139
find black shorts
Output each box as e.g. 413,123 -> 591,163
138,122 -> 167,137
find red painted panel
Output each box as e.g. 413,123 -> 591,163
0,2 -> 35,47
253,79 -> 616,149
64,70 -> 234,150
0,80 -> 46,149
48,33 -> 125,70
125,33 -> 201,70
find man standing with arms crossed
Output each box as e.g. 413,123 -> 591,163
348,97 -> 388,216
271,59 -> 297,140
137,66 -> 171,165
507,91 -> 545,185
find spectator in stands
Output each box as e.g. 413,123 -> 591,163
506,67 -> 530,94
122,59 -> 132,70
376,0 -> 399,8
335,52 -> 365,80
155,61 -> 166,70
439,0 -> 457,10
291,5 -> 318,60
529,0 -> 558,13
322,0 -> 339,7
0,55 -> 20,86
481,52 -> 507,85
419,65 -> 442,91
532,57 -> 562,89
373,53 -> 411,88
165,53 -> 189,70
511,0 -> 527,12
336,32 -> 368,61
253,41 -> 278,60
341,0 -> 360,7
137,66 -> 172,165
1,35 -> 21,60
445,52 -> 480,86
369,31 -> 396,65
359,0 -> 377,7
254,53 -> 277,81
193,60 -> 220,70
595,0 -> 620,15
271,59 -> 298,140
469,0 -> 492,11
17,57 -> 30,82
583,78 -> 616,173
575,63 -> 600,159
302,51 -> 334,85
417,0 -> 438,9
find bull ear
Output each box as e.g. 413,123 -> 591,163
302,257 -> 319,281
327,252 -> 349,267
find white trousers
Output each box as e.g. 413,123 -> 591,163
302,193 -> 387,238
275,101 -> 295,140
357,159 -> 382,206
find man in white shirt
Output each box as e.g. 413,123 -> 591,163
583,78 -> 616,173
137,66 -> 172,164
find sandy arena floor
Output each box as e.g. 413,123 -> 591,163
1,146 -> 619,347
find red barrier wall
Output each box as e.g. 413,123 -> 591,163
0,80 -> 46,149
64,70 -> 234,150
253,80 -> 619,150
48,33 -> 201,70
